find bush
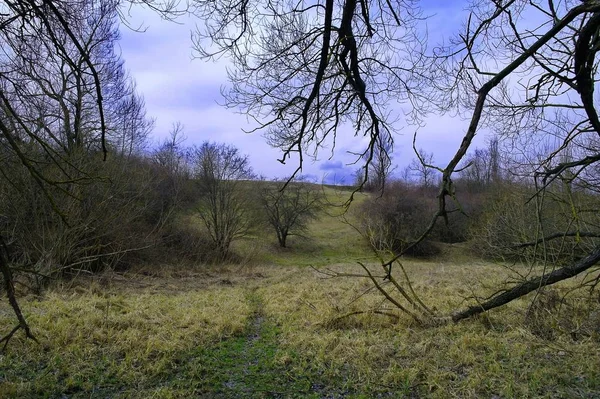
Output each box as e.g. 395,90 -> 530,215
432,178 -> 487,244
0,149 -> 205,288
355,181 -> 440,257
469,181 -> 600,263
159,220 -> 217,263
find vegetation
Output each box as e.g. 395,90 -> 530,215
192,142 -> 257,261
2,201 -> 600,397
2,0 -> 600,396
192,0 -> 600,323
259,178 -> 324,248
355,181 -> 441,257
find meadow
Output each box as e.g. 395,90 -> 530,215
1,189 -> 599,398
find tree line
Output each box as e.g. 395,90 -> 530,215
358,137 -> 600,263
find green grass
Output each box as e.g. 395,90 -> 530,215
165,289 -> 327,398
1,186 -> 600,398
237,186 -> 375,267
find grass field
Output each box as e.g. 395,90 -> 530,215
1,187 -> 600,398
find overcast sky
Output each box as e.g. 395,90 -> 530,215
118,1 -> 488,183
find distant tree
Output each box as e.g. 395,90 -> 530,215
408,149 -> 436,188
460,138 -> 501,189
154,123 -> 189,178
151,122 -> 191,219
192,142 -> 255,260
260,178 -> 323,247
355,139 -> 393,192
113,90 -> 155,157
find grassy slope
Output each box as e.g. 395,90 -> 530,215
1,186 -> 600,398
231,185 -> 373,268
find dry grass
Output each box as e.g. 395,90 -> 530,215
2,262 -> 599,398
260,261 -> 600,397
0,273 -> 252,398
1,186 -> 600,397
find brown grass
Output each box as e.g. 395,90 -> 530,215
1,186 -> 599,397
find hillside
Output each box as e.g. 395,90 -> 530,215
1,186 -> 599,398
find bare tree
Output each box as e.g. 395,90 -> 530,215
356,0 -> 600,322
408,148 -> 436,188
356,138 -> 393,192
152,122 -> 190,211
0,0 -> 121,347
431,0 -> 600,320
154,123 -> 187,174
342,0 -> 600,323
113,90 -> 155,157
192,142 -> 255,260
260,177 -> 323,248
459,138 -> 501,189
192,0 -> 436,183
0,0 -> 173,347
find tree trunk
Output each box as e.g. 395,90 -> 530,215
0,235 -> 37,350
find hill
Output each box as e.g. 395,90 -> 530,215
1,184 -> 599,398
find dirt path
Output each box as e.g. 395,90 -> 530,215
199,288 -> 310,398
222,289 -> 274,395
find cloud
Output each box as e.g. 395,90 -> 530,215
319,161 -> 344,171
322,170 -> 356,186
117,2 -> 489,183
316,160 -> 357,185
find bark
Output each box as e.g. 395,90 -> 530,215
0,235 -> 37,351
452,245 -> 600,322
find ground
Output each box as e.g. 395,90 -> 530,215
1,188 -> 599,398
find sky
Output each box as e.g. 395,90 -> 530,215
117,1 -> 488,184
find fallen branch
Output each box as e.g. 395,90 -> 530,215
508,231 -> 600,249
357,262 -> 423,324
452,245 -> 600,322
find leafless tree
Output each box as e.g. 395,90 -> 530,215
194,0 -> 600,323
154,123 -> 187,174
0,0 -> 119,347
0,0 -> 173,347
113,90 -> 155,157
408,148 -> 436,188
192,142 -> 255,260
192,0 -> 437,184
336,0 -> 600,323
260,177 -> 323,248
430,0 -> 600,321
356,138 -> 393,192
459,138 -> 501,189
152,122 -> 191,211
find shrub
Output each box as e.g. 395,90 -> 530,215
469,181 -> 600,263
355,181 -> 440,257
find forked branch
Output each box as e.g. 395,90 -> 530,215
0,235 -> 38,351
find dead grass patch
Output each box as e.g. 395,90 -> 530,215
2,187 -> 600,397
